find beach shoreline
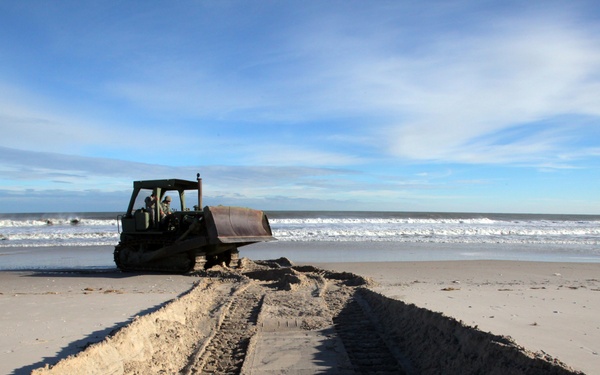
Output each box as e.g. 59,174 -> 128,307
1,259 -> 598,374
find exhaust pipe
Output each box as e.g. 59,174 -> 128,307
197,173 -> 203,210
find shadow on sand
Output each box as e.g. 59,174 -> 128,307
354,288 -> 582,374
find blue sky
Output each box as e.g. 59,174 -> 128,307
1,1 -> 599,214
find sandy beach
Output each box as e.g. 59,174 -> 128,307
0,270 -> 199,374
318,260 -> 600,375
1,259 -> 598,374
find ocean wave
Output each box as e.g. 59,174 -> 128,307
1,212 -> 599,248
0,240 -> 117,248
270,228 -> 600,245
270,217 -> 500,225
1,231 -> 119,241
0,218 -> 118,228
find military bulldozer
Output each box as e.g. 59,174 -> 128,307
114,174 -> 274,273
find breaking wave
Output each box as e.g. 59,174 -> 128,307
1,212 -> 599,247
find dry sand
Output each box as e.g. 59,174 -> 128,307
0,270 -> 198,374
1,259 -> 597,374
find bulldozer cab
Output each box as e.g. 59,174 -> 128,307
122,178 -> 201,233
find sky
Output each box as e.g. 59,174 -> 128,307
1,0 -> 599,214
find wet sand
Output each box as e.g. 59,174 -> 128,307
1,259 -> 597,374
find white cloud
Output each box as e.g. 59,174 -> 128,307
241,5 -> 600,166
378,17 -> 600,163
7,2 -> 596,170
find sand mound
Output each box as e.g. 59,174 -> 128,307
32,259 -> 582,374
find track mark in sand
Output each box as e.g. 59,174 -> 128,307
329,292 -> 409,375
186,286 -> 263,374
29,261 -> 582,375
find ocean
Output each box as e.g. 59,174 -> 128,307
1,211 -> 599,270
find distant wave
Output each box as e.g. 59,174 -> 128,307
269,217 -> 600,245
0,215 -> 120,247
0,219 -> 117,228
271,217 -> 498,225
0,212 -> 599,247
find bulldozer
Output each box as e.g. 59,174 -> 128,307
114,174 -> 275,273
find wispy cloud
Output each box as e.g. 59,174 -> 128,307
377,16 -> 600,164
95,3 -> 600,168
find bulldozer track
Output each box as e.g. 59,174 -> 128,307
184,286 -> 263,374
328,292 -> 409,375
114,237 -> 196,273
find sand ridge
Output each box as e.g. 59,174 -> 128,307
30,258 -> 581,375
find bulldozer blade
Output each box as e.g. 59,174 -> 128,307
204,206 -> 275,244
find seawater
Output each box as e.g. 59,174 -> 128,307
267,211 -> 600,245
0,211 -> 599,269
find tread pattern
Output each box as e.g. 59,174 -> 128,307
187,288 -> 263,374
330,294 -> 408,374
